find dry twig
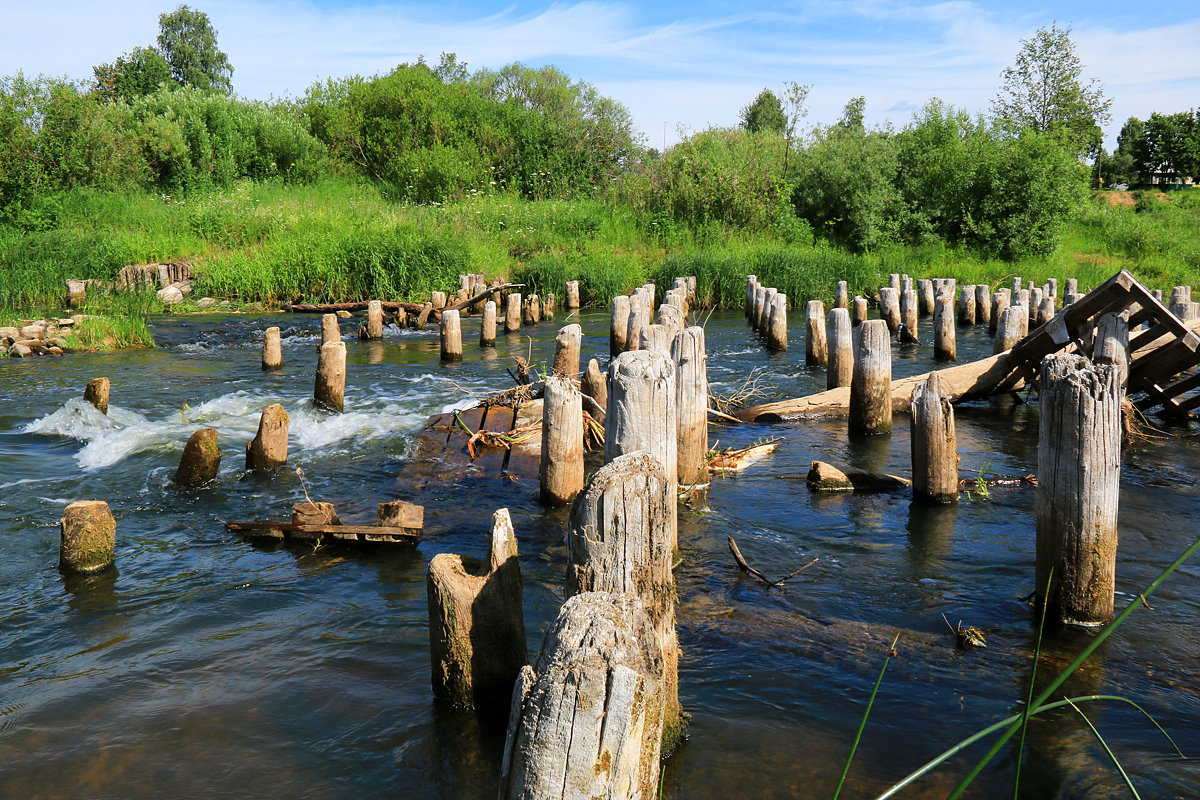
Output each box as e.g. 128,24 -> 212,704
727,535 -> 818,588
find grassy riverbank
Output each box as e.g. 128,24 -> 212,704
2,178 -> 1198,340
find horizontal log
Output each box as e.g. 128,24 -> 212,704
806,461 -> 912,491
225,520 -> 420,543
286,300 -> 436,319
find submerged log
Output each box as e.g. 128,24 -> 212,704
806,461 -> 911,492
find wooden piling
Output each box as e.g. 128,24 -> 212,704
657,303 -> 685,336
262,327 -> 282,370
428,508 -> 526,710
567,280 -> 581,309
245,404 -> 289,471
957,286 -> 976,326
934,295 -> 956,362
581,358 -> 607,426
431,291 -> 447,310
321,313 -> 340,345
552,324 -> 582,378
540,376 -> 585,506
84,377 -> 110,415
481,300 -> 497,347
625,298 -> 648,353
1028,288 -> 1043,326
640,322 -> 673,356
1036,354 -> 1121,627
1011,276 -> 1022,297
176,428 -> 222,486
610,295 -> 630,356
974,285 -> 991,327
994,304 -> 1024,354
752,286 -> 767,329
523,294 -> 541,326
1036,297 -> 1056,328
827,308 -> 854,390
314,341 -> 347,413
60,500 -> 116,574
910,373 -> 958,503
766,293 -> 788,352
889,273 -> 901,291
1093,312 -> 1130,388
918,279 -> 935,316
852,296 -> 868,327
673,326 -> 709,488
879,287 -> 901,335
835,280 -> 849,310
849,319 -> 892,435
1066,278 -> 1078,296
505,293 -> 522,333
900,289 -> 919,344
745,275 -> 758,319
989,292 -> 1008,336
362,300 -> 384,340
758,288 -> 778,334
440,309 -> 463,362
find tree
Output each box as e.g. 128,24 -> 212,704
1143,110 -> 1200,183
836,96 -> 866,135
992,24 -> 1111,154
739,89 -> 786,134
93,46 -> 172,102
781,81 -> 811,174
156,5 -> 233,93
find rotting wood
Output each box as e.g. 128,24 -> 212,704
910,373 -> 959,503
849,319 -> 892,435
805,460 -> 911,491
707,438 -> 781,473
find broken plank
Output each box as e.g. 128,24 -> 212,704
474,404 -> 515,472
225,521 -> 420,544
504,399 -> 543,479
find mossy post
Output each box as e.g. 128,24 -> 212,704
427,508 -> 526,711
1037,354 -> 1122,627
827,307 -> 854,390
261,327 -> 282,370
245,404 -> 289,471
539,376 -> 585,506
175,428 -> 222,486
60,500 -> 116,574
315,341 -> 347,413
84,377 -> 110,415
849,319 -> 892,436
910,372 -> 959,503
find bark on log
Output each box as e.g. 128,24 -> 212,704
850,319 -> 892,435
84,377 -> 110,415
910,373 -> 959,503
540,376 -> 585,506
245,404 -> 289,471
1036,354 -> 1121,627
673,326 -> 709,487
60,500 -> 116,574
827,308 -> 853,390
176,428 -> 222,486
498,592 -> 664,800
428,508 -> 527,710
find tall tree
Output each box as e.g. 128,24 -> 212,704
739,89 -> 786,134
93,46 -> 172,102
836,96 -> 866,135
781,81 -> 811,174
991,23 -> 1110,154
156,5 -> 233,94
1143,110 -> 1200,182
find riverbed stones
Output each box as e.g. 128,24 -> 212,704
157,285 -> 185,305
176,428 -> 222,486
84,377 -> 110,414
60,500 -> 116,574
246,404 -> 289,471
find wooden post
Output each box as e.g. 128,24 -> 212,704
766,293 -> 789,352
543,292 -> 555,319
440,309 -> 463,362
849,319 -> 892,435
918,279 -> 935,316
566,280 -> 581,309
673,326 -> 709,488
900,288 -> 919,344
1064,292 -> 1082,307
957,285 -> 976,326
1066,278 -> 1078,296
758,287 -> 778,334
835,280 -> 849,310
626,298 -> 649,353
362,300 -> 384,340
1093,312 -> 1130,388
827,308 -> 853,390
752,286 -> 767,329
506,293 -> 522,333
1037,354 -> 1121,627
415,303 -> 433,329
889,273 -> 901,291
262,327 -> 282,370
1011,276 -> 1023,297
498,592 -> 664,800
1028,288 -> 1043,326
934,295 -> 956,361
901,274 -> 912,294
428,508 -> 527,710
989,292 -> 1008,336
60,500 -> 116,573
910,373 -> 958,503
481,300 -> 497,347
540,376 -> 585,506
321,313 -> 340,345
606,351 -> 677,547
640,323 -> 672,356
245,404 -> 289,471
974,285 -> 991,327
745,275 -> 758,319
1036,297 -> 1056,328
1046,277 -> 1058,299
581,358 -> 607,426
800,299 -> 824,363
657,303 -> 684,336
176,428 -> 222,486
523,294 -> 541,325
314,341 -> 347,413
994,304 -> 1024,354
84,377 -> 110,415
879,287 -> 901,335
1170,287 -> 1190,320
852,296 -> 868,327
431,291 -> 447,310
610,296 -> 630,356
552,324 -> 582,378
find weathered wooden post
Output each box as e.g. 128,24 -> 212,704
84,377 -> 110,415
481,300 -> 497,347
428,508 -> 526,711
879,287 -> 901,335
766,293 -> 788,352
440,309 -> 463,362
1028,287 -> 1043,326
523,294 -> 541,325
415,303 -> 434,328
610,296 -> 630,356
1170,287 -> 1190,320
1066,278 -> 1078,296
974,285 -> 991,327
261,327 -> 283,370
852,296 -> 868,327
543,293 -> 556,319
910,373 -> 958,503
640,323 -> 673,356
673,326 -> 708,488
1036,297 -> 1056,328
989,292 -> 1009,336
918,279 -> 935,316
994,305 -> 1025,354
900,288 -> 919,344
889,273 -> 901,291
752,286 -> 767,329
60,500 -> 116,573
498,592 -> 665,800
314,341 -> 347,413
957,285 -> 976,326
1036,354 -> 1121,627
506,293 -> 522,333
1046,277 -> 1058,299
431,291 -> 447,310
362,300 -> 384,340
758,288 -> 778,334
827,308 -> 853,390
176,428 -> 222,486
246,404 -> 289,471
565,280 -> 581,309
581,358 -> 607,425
835,280 -> 849,310
1093,312 -> 1130,388
794,299 -> 820,363
745,275 -> 758,319
657,303 -> 684,336
321,313 -> 340,345
934,295 -> 956,361
849,319 -> 892,435
552,324 -> 582,378
540,376 -> 585,506
625,298 -> 647,353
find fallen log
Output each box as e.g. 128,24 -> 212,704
447,282 -> 524,313
805,460 -> 912,492
287,300 -> 437,320
225,521 -> 420,543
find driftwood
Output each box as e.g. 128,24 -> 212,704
226,501 -> 421,544
707,439 -> 781,473
448,282 -> 524,313
727,535 -> 818,588
805,460 -> 912,492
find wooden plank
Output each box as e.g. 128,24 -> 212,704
474,404 -> 515,472
226,521 -> 420,544
504,399 -> 543,479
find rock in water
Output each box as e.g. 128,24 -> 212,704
176,428 -> 222,486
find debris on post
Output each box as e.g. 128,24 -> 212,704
245,404 -> 289,471
60,500 -> 116,574
910,373 -> 959,503
176,428 -> 222,486
315,341 -> 347,413
84,377 -> 110,415
849,319 -> 892,435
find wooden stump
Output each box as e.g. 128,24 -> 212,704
1036,354 -> 1121,627
377,500 -> 423,529
1036,297 -> 1056,328
625,300 -> 648,353
431,291 -> 447,310
1066,278 -> 1078,296
758,287 -> 777,334
363,300 -> 384,340
879,287 -> 901,335
498,592 -> 664,800
673,326 -> 709,488
957,286 -> 976,326
657,303 -> 684,336
506,293 -> 522,333
84,377 -> 110,415
766,293 -> 788,352
580,358 -> 608,426
315,341 -> 347,413
994,304 -> 1024,354
176,428 -> 222,486
321,313 -> 340,345
481,300 -> 497,347
973,285 -> 991,327
918,279 -> 935,316
835,280 -> 849,310
428,508 -> 526,710
745,275 -> 758,319
262,327 -> 282,370
441,309 -> 463,362
900,289 -> 919,344
639,323 -> 672,356
889,273 -> 901,291
934,295 -> 956,361
523,294 -> 541,325
540,376 -> 585,506
610,296 -> 630,356
60,500 -> 116,574
565,280 -> 580,309
804,299 -> 826,364
415,303 -> 434,328
827,308 -> 853,390
552,324 -> 582,378
910,373 -> 958,503
849,319 -> 892,435
1093,312 -> 1129,388
989,292 -> 1008,336
543,293 -> 556,319
1028,288 -> 1043,326
852,296 -> 868,327
246,404 -> 289,471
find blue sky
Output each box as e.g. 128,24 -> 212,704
2,1 -> 1198,149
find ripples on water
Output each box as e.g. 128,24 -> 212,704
1,310 -> 1199,799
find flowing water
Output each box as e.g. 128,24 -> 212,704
2,310 -> 1199,799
